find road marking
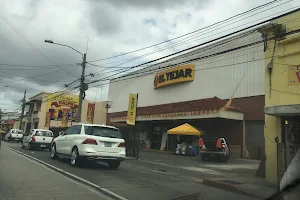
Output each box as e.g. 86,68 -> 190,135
3,145 -> 128,200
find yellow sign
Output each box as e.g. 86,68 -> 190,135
154,64 -> 195,88
126,94 -> 137,125
46,93 -> 79,122
288,65 -> 300,85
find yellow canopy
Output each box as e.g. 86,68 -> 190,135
0,129 -> 6,133
167,123 -> 204,136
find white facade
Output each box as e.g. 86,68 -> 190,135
109,29 -> 265,113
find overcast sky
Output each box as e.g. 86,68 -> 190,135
0,0 -> 298,113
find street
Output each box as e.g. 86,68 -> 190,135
1,141 -> 257,200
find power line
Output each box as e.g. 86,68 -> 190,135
87,0 -> 286,63
91,0 -> 292,68
0,12 -> 78,78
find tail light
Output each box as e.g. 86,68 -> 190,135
82,138 -> 97,145
31,136 -> 36,142
118,142 -> 126,148
9,134 -> 12,137
216,139 -> 222,148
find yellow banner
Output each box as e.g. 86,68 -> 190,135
126,94 -> 137,125
45,112 -> 51,127
288,65 -> 300,85
154,64 -> 195,88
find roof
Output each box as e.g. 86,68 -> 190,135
33,129 -> 53,132
109,96 -> 243,118
74,123 -> 118,129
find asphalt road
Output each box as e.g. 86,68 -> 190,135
0,145 -> 112,200
2,142 -> 257,200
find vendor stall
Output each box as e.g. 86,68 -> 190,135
167,123 -> 204,156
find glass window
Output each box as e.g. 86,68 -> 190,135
84,126 -> 123,139
35,131 -> 53,137
72,125 -> 81,135
64,127 -> 73,135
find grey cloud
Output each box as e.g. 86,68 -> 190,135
87,1 -> 122,36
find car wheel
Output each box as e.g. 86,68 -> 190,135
50,144 -> 58,159
70,147 -> 81,166
108,161 -> 121,169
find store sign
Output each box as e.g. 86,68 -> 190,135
46,93 -> 78,122
288,65 -> 300,85
45,112 -> 51,127
86,103 -> 95,124
154,64 -> 195,88
126,94 -> 137,125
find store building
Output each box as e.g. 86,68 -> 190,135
22,92 -> 108,135
108,26 -> 266,159
263,10 -> 300,185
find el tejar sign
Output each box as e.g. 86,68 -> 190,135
153,64 -> 195,88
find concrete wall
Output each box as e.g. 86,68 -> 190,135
264,10 -> 300,184
109,31 -> 264,113
245,120 -> 265,159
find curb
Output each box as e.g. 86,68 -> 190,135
3,145 -> 127,200
202,179 -> 261,199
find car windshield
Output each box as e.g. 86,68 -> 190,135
12,130 -> 23,134
85,126 -> 122,139
35,131 -> 52,137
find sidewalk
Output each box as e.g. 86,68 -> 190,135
0,147 -> 112,200
132,149 -> 277,199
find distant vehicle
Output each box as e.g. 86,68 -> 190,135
22,129 -> 54,150
50,123 -> 126,169
4,129 -> 23,143
199,137 -> 229,162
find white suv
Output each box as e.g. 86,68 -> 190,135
50,123 -> 126,169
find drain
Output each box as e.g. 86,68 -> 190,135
158,169 -> 168,172
219,180 -> 242,185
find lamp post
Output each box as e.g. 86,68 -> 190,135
4,86 -> 26,130
45,39 -> 87,122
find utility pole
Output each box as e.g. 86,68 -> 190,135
77,53 -> 87,123
19,90 -> 26,130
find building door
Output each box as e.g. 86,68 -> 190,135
284,118 -> 300,168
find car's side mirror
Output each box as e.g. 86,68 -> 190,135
59,131 -> 65,136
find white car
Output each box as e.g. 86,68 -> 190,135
4,129 -> 23,143
50,123 -> 126,169
22,129 -> 54,150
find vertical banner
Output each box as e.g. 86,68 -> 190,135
61,108 -> 69,127
45,112 -> 51,127
87,103 -> 95,124
126,94 -> 137,125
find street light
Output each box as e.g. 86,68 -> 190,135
45,39 -> 87,123
4,86 -> 26,130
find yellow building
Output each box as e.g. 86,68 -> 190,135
22,92 -> 108,134
264,9 -> 300,184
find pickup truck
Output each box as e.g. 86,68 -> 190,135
199,137 -> 229,162
4,129 -> 24,143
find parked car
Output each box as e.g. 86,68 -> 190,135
199,137 -> 229,162
4,129 -> 23,142
50,123 -> 126,169
22,129 -> 54,150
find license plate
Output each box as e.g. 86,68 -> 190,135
40,144 -> 46,147
104,142 -> 112,147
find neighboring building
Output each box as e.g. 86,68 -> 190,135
264,9 -> 300,185
0,119 -> 15,132
108,25 -> 266,159
21,92 -> 108,134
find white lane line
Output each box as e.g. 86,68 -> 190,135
3,145 -> 127,200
